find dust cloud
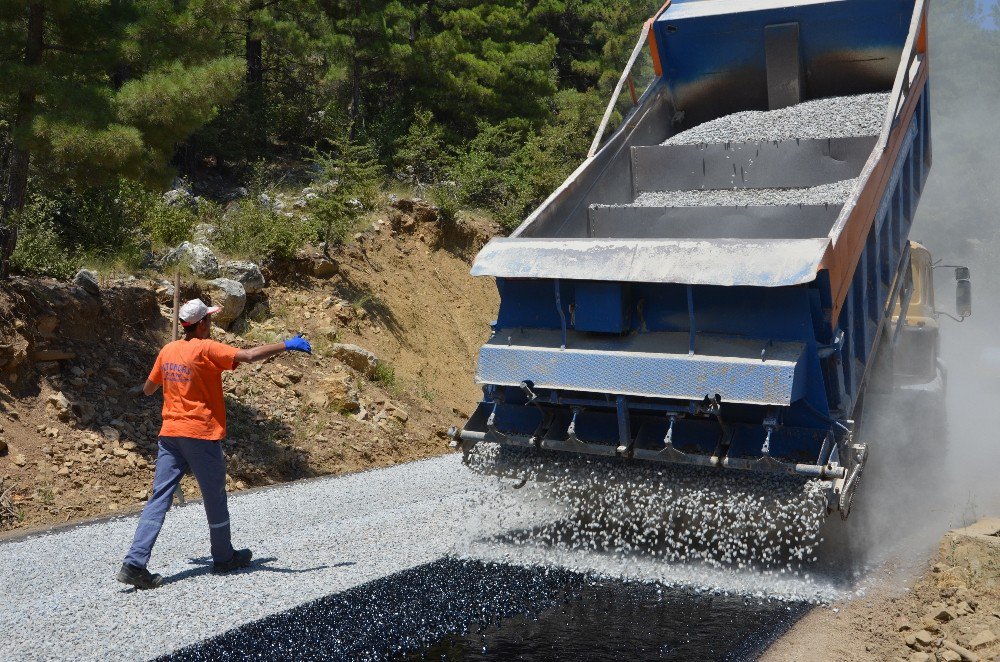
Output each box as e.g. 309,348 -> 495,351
842,0 -> 1000,570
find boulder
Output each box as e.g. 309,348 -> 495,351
73,269 -> 100,295
163,188 -> 197,211
930,607 -> 957,623
331,343 -> 379,378
162,241 -> 220,279
311,373 -> 360,413
0,334 -> 29,372
968,630 -> 996,650
221,260 -> 266,294
47,392 -> 73,422
204,278 -> 247,328
36,315 -> 58,337
192,223 -> 216,245
257,192 -> 276,210
71,400 -> 95,426
311,257 -> 338,278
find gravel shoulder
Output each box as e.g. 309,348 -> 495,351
0,453 -> 502,661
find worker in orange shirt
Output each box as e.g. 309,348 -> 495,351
117,298 -> 311,590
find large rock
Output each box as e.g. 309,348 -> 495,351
311,373 -> 360,413
331,343 -> 379,378
192,223 -> 215,245
47,391 -> 73,422
73,269 -> 100,295
205,278 -> 246,329
163,188 -> 197,211
162,241 -> 220,279
221,260 -> 266,294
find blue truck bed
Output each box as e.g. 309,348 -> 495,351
454,0 -> 933,517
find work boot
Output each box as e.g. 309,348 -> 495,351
117,563 -> 164,590
213,548 -> 253,573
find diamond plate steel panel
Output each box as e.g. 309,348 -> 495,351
476,329 -> 804,406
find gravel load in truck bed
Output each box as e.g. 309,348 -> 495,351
630,179 -> 856,208
663,93 -> 891,145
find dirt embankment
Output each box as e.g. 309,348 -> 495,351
0,199 -> 499,533
765,520 -> 1000,662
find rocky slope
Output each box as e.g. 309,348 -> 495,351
764,520 -> 1000,662
0,198 -> 499,532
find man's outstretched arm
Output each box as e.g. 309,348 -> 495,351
234,334 -> 312,366
142,380 -> 161,396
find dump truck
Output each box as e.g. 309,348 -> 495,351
452,0 -> 970,518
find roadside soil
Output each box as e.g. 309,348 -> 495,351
764,519 -> 1000,662
0,198 -> 499,533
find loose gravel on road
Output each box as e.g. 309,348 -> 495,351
1,452 -> 846,661
0,455 -> 511,661
663,93 -> 891,145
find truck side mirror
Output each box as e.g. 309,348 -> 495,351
955,266 -> 972,317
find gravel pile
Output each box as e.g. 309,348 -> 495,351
630,179 -> 856,208
663,93 -> 890,145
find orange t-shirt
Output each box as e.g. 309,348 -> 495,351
148,338 -> 240,440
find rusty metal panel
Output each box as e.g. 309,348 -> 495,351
476,329 -> 805,406
470,237 -> 830,287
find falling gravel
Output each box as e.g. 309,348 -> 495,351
464,444 -> 832,575
629,179 -> 856,208
663,93 -> 891,145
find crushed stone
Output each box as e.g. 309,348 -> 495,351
664,93 -> 891,145
628,179 -> 856,208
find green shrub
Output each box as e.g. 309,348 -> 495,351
427,184 -> 460,225
213,200 -> 315,263
373,362 -> 396,389
394,108 -> 452,185
450,120 -> 537,230
142,199 -> 197,247
310,193 -> 358,249
11,202 -> 78,279
310,136 -> 384,208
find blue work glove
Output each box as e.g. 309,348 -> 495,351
284,334 -> 312,354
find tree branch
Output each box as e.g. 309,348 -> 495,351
43,43 -> 104,55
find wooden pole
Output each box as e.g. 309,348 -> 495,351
171,269 -> 185,505
172,269 -> 180,341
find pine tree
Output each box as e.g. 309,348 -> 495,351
0,0 -> 244,274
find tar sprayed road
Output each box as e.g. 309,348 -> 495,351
168,559 -> 809,661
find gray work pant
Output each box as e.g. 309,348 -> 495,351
124,436 -> 234,568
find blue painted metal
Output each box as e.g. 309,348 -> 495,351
574,282 -> 630,334
653,0 -> 914,123
476,329 -> 805,406
459,0 -> 932,494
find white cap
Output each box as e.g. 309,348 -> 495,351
179,298 -> 221,326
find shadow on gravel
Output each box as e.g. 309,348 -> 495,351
165,558 -> 808,661
157,556 -> 337,586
